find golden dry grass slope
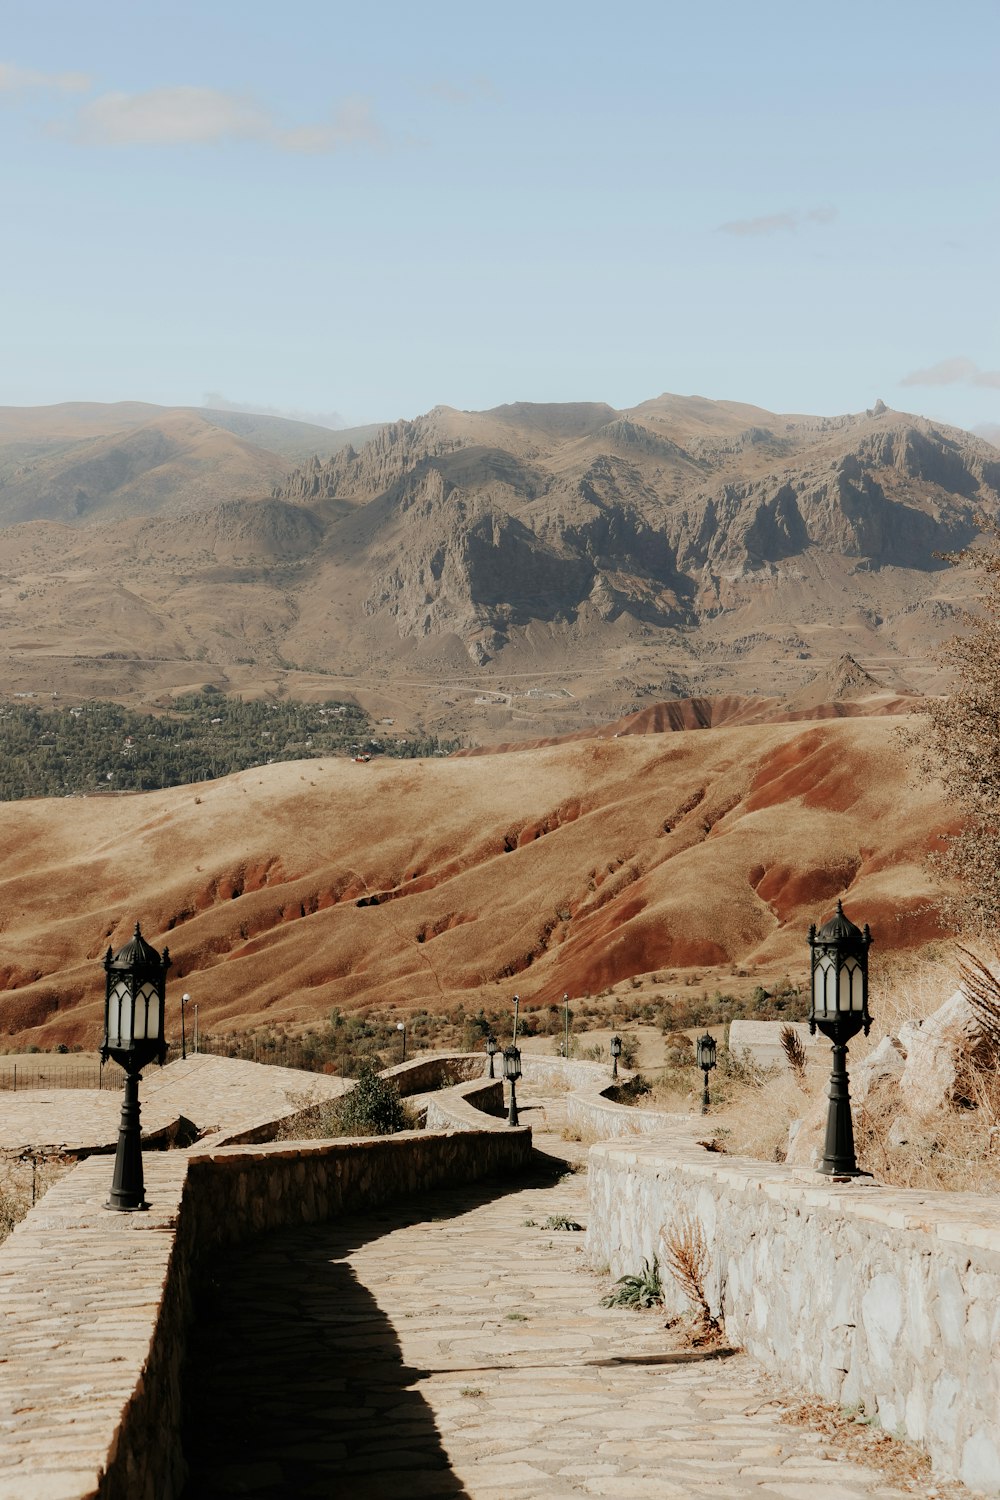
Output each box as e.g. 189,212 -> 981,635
0,712 -> 949,1049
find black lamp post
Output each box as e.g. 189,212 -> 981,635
396,1020 -> 406,1062
696,1032 -> 717,1114
180,991 -> 190,1060
610,1033 -> 622,1080
486,1033 -> 498,1078
101,923 -> 170,1212
809,900 -> 872,1177
503,1042 -> 522,1126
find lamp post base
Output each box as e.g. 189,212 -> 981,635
106,1067 -> 147,1212
508,1084 -> 519,1127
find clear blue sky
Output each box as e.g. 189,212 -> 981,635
2,0 -> 998,430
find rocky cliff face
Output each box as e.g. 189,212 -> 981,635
274,400 -> 998,662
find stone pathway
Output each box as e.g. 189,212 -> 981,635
182,1095 -> 954,1499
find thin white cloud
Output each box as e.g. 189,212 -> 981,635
68,84 -> 385,152
202,394 -> 347,430
900,357 -> 1000,390
717,206 -> 838,236
0,61 -> 91,92
429,77 -> 500,105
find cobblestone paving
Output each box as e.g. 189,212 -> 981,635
182,1096 -> 954,1500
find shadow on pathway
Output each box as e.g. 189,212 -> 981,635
181,1172 -> 547,1500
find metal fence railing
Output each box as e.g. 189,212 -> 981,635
0,1060 -> 127,1092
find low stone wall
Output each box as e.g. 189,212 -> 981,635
0,1112 -> 531,1500
566,1087 -> 681,1141
424,1077 -> 506,1131
587,1126 -> 1000,1494
381,1051 -> 486,1096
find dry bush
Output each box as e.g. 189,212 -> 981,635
659,1211 -> 720,1338
956,945 -> 1000,1059
779,1025 -> 807,1087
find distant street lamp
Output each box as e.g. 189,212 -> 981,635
486,1033 -> 498,1078
180,991 -> 191,1060
102,923 -> 170,1211
610,1033 -> 623,1080
503,1043 -> 522,1126
563,992 -> 570,1060
512,992 -> 520,1043
696,1032 -> 717,1114
396,1020 -> 406,1063
809,901 -> 873,1177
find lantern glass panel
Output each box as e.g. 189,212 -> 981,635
840,956 -> 863,1012
107,979 -> 132,1048
813,953 -> 836,1016
133,981 -> 161,1041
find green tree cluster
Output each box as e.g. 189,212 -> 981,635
0,693 -> 459,801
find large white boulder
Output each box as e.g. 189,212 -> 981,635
853,1034 -> 906,1103
898,987 -> 989,1117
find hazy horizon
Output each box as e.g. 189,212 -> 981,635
2,0 -> 998,432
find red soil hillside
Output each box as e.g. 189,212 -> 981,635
0,713 -> 950,1049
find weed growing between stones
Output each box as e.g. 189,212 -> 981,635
660,1212 -> 720,1342
541,1214 -> 583,1231
600,1257 -> 663,1309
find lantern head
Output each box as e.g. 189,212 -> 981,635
808,901 -> 872,1037
102,923 -> 170,1071
610,1034 -> 622,1058
696,1032 -> 717,1071
502,1043 -> 522,1082
486,1034 -> 498,1056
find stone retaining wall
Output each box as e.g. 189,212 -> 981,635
381,1051 -> 486,1096
587,1125 -> 1000,1494
423,1077 -> 505,1131
0,1106 -> 531,1500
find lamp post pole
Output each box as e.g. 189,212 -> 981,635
503,1043 -> 522,1126
180,991 -> 190,1060
486,1034 -> 498,1078
194,1004 -> 199,1053
809,900 -> 873,1178
397,1020 -> 406,1063
610,1033 -> 622,1081
512,993 -> 520,1044
563,993 -> 570,1059
102,923 -> 170,1212
696,1032 -> 717,1115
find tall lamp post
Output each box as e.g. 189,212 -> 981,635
610,1033 -> 622,1080
696,1032 -> 717,1114
102,923 -> 170,1212
809,900 -> 873,1178
396,1020 -> 406,1063
486,1033 -> 498,1078
563,992 -> 570,1059
180,991 -> 190,1060
503,1042 -> 522,1126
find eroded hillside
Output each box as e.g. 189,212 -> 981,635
0,711 -> 949,1049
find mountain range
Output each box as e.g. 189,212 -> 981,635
0,395 -> 996,738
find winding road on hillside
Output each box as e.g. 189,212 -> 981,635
181,1095 -> 959,1499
